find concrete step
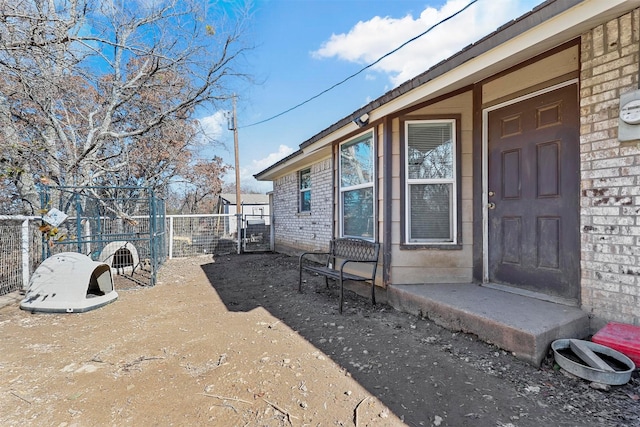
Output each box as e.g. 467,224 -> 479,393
387,283 -> 590,366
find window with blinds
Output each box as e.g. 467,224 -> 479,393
405,120 -> 456,243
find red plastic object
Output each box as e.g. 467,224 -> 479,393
592,322 -> 640,367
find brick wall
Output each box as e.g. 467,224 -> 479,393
272,159 -> 333,254
580,9 -> 640,327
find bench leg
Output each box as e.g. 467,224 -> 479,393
339,276 -> 344,314
298,261 -> 304,293
371,281 -> 376,306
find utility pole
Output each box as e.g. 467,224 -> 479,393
232,95 -> 241,254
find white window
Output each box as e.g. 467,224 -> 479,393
299,168 -> 311,212
405,119 -> 457,243
340,132 -> 375,239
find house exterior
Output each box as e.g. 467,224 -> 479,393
255,0 -> 640,329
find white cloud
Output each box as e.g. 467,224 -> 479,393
198,110 -> 229,142
231,144 -> 296,193
249,144 -> 296,174
312,0 -> 535,87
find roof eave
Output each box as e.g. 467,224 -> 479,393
255,0 -> 640,181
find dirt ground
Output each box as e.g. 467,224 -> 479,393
1,252 -> 638,427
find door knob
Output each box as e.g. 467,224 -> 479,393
488,191 -> 495,197
487,202 -> 496,209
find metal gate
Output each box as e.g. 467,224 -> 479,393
242,214 -> 272,253
168,214 -> 237,257
38,185 -> 166,287
166,213 -> 272,257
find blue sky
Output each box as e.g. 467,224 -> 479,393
201,0 -> 542,193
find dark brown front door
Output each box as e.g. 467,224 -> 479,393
487,84 -> 579,300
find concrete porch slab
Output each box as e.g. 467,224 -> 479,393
387,283 -> 590,366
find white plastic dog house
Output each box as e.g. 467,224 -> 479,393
20,252 -> 118,313
98,241 -> 140,275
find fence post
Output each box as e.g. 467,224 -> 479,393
84,219 -> 91,256
168,216 -> 174,259
21,219 -> 30,291
75,191 -> 83,254
149,190 -> 157,286
236,213 -> 242,255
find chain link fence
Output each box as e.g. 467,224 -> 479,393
168,214 -> 238,257
0,211 -> 272,297
0,217 -> 43,295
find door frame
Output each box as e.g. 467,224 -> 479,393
481,78 -> 579,284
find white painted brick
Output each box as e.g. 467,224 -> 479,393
582,187 -> 620,197
620,225 -> 640,236
580,110 -> 610,124
619,144 -> 640,156
610,235 -> 638,246
591,156 -> 634,169
580,89 -> 618,107
593,99 -> 621,115
622,186 -> 640,196
621,165 -> 640,175
598,271 -> 637,286
594,176 -> 636,187
621,284 -> 640,296
619,14 -> 633,46
593,252 -> 635,265
591,289 -> 618,300
581,168 -> 620,179
593,118 -> 620,131
272,159 -> 333,252
592,57 -> 632,78
580,9 -> 640,326
581,148 -> 620,162
592,215 -> 633,225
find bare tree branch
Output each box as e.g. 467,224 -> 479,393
0,0 -> 251,214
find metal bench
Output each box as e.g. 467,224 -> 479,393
298,237 -> 380,313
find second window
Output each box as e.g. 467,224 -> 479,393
405,119 -> 457,244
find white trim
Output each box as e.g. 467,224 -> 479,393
481,78 -> 579,282
338,130 -> 376,240
404,119 -> 458,244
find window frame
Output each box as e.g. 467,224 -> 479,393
338,130 -> 376,240
403,118 -> 460,246
299,167 -> 311,213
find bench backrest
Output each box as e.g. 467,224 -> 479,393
330,238 -> 380,263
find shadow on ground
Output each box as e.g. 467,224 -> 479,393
201,252 -> 640,427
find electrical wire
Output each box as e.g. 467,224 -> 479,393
239,0 -> 479,129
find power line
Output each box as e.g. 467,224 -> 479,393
240,0 -> 479,129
